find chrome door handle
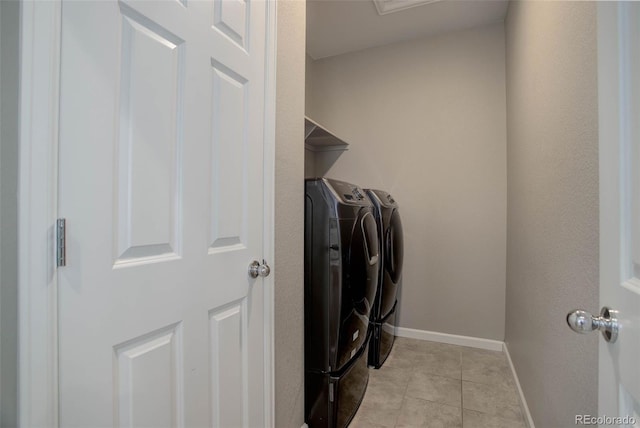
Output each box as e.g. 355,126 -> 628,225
566,307 -> 618,343
248,260 -> 271,278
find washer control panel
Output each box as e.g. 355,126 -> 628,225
323,178 -> 369,205
343,188 -> 365,202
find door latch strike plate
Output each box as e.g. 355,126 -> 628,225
57,218 -> 66,267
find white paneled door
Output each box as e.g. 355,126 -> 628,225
598,2 -> 640,426
57,1 -> 272,426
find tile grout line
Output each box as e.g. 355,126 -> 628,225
392,363 -> 413,427
460,350 -> 464,428
378,339 -> 521,428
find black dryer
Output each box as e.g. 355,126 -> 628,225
365,189 -> 404,369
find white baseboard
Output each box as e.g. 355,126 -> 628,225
503,343 -> 535,428
394,327 -> 504,351
300,424 -> 308,428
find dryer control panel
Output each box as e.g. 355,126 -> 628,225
366,189 -> 398,208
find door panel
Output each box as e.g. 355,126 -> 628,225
114,323 -> 184,428
209,300 -> 247,427
210,61 -> 247,252
58,1 -> 269,426
598,2 -> 640,423
213,0 -> 249,49
116,7 -> 184,264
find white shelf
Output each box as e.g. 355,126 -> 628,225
304,116 -> 349,152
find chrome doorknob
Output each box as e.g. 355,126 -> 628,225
566,307 -> 618,343
248,260 -> 271,278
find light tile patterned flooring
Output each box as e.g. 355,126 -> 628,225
349,337 -> 527,428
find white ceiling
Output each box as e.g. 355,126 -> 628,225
306,0 -> 509,60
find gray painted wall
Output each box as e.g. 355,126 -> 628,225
274,1 -> 305,427
504,2 -> 599,427
306,24 -> 507,340
304,55 -> 317,179
0,0 -> 19,425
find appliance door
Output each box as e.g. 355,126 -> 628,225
380,209 -> 404,317
333,210 -> 379,371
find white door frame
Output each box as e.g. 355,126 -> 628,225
17,1 -> 277,426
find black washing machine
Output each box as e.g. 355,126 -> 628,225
305,178 -> 380,428
365,189 -> 404,369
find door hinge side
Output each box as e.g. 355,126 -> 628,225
56,218 -> 66,267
